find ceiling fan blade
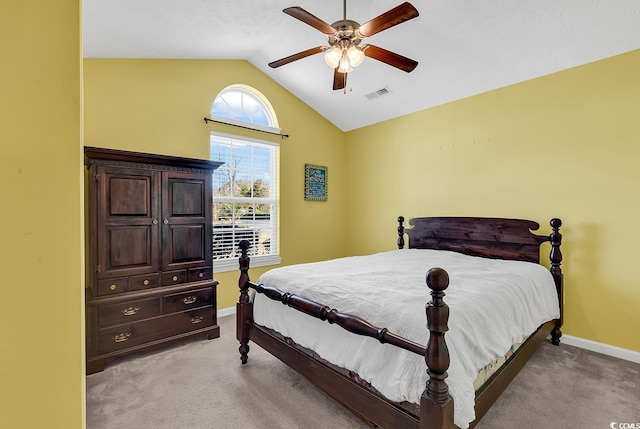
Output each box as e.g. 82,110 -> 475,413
269,46 -> 327,68
357,2 -> 419,38
283,7 -> 337,35
362,44 -> 418,72
333,68 -> 347,91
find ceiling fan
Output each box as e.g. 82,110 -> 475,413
268,1 -> 419,91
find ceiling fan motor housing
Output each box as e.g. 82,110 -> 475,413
328,20 -> 363,47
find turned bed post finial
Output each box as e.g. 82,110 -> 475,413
398,216 -> 405,249
549,218 -> 563,345
237,239 -> 252,364
238,239 -> 251,304
421,267 -> 454,428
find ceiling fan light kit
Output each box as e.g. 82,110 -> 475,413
324,46 -> 342,68
269,1 -> 419,91
347,46 -> 365,67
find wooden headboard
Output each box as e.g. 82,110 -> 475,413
397,216 -> 562,264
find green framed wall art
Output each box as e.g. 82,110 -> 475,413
304,164 -> 328,201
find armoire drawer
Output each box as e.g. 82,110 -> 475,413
188,267 -> 212,282
97,278 -> 128,296
97,297 -> 161,327
161,270 -> 187,286
97,307 -> 214,355
130,273 -> 161,291
163,287 -> 213,314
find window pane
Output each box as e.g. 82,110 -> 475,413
213,171 -> 232,198
211,132 -> 278,261
221,92 -> 241,112
232,171 -> 252,198
233,146 -> 254,171
253,177 -> 270,198
212,226 -> 236,259
213,202 -> 234,223
211,87 -> 275,128
253,145 -> 270,172
251,110 -> 269,126
211,98 -> 230,117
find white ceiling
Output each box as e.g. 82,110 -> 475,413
83,0 -> 640,132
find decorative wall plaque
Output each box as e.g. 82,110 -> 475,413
304,164 -> 327,201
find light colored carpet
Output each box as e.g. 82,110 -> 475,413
86,315 -> 640,429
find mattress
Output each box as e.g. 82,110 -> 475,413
252,249 -> 560,428
257,324 -> 525,417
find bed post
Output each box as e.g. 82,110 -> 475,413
398,216 -> 405,249
421,268 -> 455,429
237,239 -> 252,364
549,218 -> 563,345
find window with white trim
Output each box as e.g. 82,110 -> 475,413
210,86 -> 281,272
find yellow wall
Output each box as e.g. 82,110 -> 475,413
0,1 -> 84,428
83,59 -> 348,309
345,50 -> 640,352
3,7 -> 635,426
84,53 -> 640,353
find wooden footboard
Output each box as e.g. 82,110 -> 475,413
237,216 -> 564,429
237,240 -> 456,429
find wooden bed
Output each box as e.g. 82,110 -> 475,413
236,216 -> 564,429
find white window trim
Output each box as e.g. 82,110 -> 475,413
208,114 -> 282,136
213,254 -> 282,273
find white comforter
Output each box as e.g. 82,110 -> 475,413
253,249 -> 560,428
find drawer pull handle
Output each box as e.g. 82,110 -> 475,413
198,272 -> 204,278
172,276 -> 178,281
191,316 -> 204,324
143,279 -> 149,286
163,219 -> 169,225
121,307 -> 140,316
183,296 -> 197,305
152,219 -> 158,225
113,332 -> 131,343
110,284 -> 117,291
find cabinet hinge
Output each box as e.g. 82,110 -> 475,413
94,174 -> 100,181
96,264 -> 101,273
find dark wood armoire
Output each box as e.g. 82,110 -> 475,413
84,147 -> 223,374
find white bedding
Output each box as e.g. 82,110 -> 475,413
253,249 -> 560,429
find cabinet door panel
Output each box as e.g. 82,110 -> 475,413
108,177 -> 150,215
96,167 -> 161,278
162,171 -> 212,271
101,167 -> 158,219
170,225 -> 205,261
168,181 -> 204,216
107,227 -> 151,267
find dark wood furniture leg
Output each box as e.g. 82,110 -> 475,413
421,267 -> 455,429
237,239 -> 252,364
549,218 -> 563,345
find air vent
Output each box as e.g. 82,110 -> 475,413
365,86 -> 392,101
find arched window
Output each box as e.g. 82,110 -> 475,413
210,84 -> 280,134
209,85 -> 281,271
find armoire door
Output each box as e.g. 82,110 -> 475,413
161,171 -> 212,272
96,166 -> 161,278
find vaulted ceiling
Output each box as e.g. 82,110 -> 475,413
83,0 -> 640,131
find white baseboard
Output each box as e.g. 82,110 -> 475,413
560,334 -> 640,364
217,305 -> 640,364
218,306 -> 236,318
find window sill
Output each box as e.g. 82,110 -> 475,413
213,255 -> 282,273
